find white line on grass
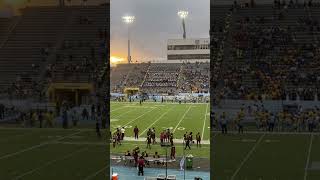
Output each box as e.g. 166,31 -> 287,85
113,137 -> 210,144
112,108 -> 156,133
13,147 -> 89,179
54,141 -> 106,146
140,106 -> 176,136
0,127 -> 93,131
83,165 -> 108,180
111,108 -> 136,119
201,103 -> 209,140
0,132 -> 34,143
117,141 -> 210,149
231,133 -> 265,180
211,130 -> 320,135
111,106 -> 128,112
304,134 -> 314,180
172,106 -> 192,133
0,131 -> 82,160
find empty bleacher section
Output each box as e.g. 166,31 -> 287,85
111,62 -> 209,94
211,0 -> 320,102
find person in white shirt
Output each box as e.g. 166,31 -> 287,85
121,127 -> 125,140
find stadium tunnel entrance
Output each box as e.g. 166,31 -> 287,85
47,83 -> 94,106
124,87 -> 139,95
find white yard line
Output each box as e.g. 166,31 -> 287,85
111,108 -> 136,119
172,106 -> 192,133
54,141 -> 106,146
0,127 -> 93,131
83,165 -> 108,180
13,147 -> 89,179
140,106 -> 176,136
117,141 -> 211,148
304,134 -> 314,180
201,103 -> 209,140
0,131 -> 82,160
0,132 -> 34,143
211,130 -> 320,135
231,134 -> 265,180
110,106 -> 128,112
112,108 -> 156,133
114,137 -> 210,144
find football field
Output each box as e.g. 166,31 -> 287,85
110,102 -> 210,141
213,131 -> 320,180
0,128 -> 107,180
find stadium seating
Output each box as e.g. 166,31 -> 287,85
0,3 -> 109,100
211,2 -> 320,101
110,62 -> 209,94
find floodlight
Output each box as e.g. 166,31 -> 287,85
122,16 -> 135,24
178,11 -> 188,19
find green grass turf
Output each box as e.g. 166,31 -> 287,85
110,102 -> 210,140
0,128 -> 107,180
213,132 -> 320,180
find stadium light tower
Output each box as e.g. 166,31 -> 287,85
178,10 -> 188,39
122,15 -> 135,64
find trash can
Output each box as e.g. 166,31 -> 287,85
111,173 -> 118,180
186,154 -> 193,169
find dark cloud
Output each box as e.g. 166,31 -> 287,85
111,0 -> 209,61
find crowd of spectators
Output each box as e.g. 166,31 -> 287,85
179,62 -> 209,93
213,102 -> 320,133
111,62 -> 210,95
212,1 -> 320,101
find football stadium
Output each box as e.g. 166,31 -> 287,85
110,0 -> 210,179
0,0 -> 109,179
212,0 -> 320,179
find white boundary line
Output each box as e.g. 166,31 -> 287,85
111,108 -> 156,133
304,134 -> 314,180
0,132 -> 34,143
111,108 -> 136,119
172,105 -> 192,133
53,141 -> 106,146
0,131 -> 82,160
110,106 -> 128,112
115,141 -> 211,148
13,147 -> 89,179
0,127 -> 93,131
231,133 -> 265,180
83,165 -> 108,180
201,103 -> 209,140
140,106 -> 176,136
211,130 -> 320,135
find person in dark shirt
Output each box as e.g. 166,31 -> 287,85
169,133 -> 174,146
138,156 -> 145,176
134,126 -> 139,139
82,108 -> 88,120
170,146 -> 176,160
146,135 -> 152,149
96,121 -> 101,138
38,111 -> 43,128
184,135 -> 191,150
196,132 -> 201,148
0,104 -> 4,119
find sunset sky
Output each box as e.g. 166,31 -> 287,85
111,0 -> 210,63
